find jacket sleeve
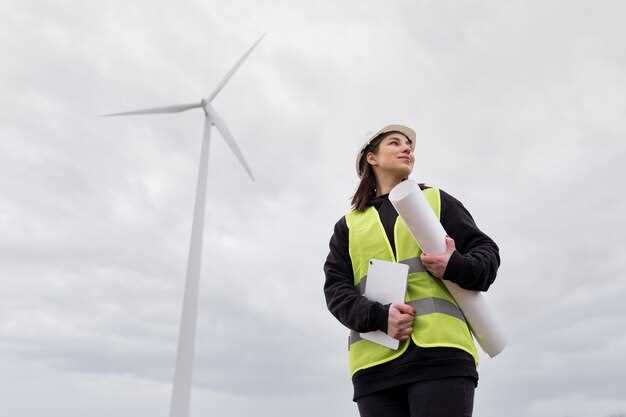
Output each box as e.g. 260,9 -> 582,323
323,216 -> 389,333
440,189 -> 501,291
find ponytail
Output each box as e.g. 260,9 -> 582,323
351,164 -> 377,211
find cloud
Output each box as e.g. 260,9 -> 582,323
1,1 -> 625,417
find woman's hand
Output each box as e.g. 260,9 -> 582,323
387,303 -> 416,341
420,236 -> 456,279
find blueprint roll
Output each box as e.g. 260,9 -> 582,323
389,180 -> 506,357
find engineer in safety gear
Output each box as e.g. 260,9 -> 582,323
323,124 -> 501,417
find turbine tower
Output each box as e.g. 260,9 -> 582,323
102,35 -> 264,417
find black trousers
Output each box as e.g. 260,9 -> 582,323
356,377 -> 475,417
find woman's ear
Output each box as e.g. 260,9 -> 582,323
366,151 -> 377,167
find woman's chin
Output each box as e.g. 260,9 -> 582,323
394,166 -> 412,178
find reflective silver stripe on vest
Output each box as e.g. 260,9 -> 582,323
355,257 -> 425,295
348,297 -> 466,346
356,276 -> 367,294
407,298 -> 466,322
399,256 -> 427,274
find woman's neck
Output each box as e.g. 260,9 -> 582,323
375,174 -> 404,196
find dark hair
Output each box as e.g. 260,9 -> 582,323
351,133 -> 388,211
351,161 -> 377,211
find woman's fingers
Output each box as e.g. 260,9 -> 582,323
388,303 -> 416,340
396,327 -> 413,340
394,303 -> 416,315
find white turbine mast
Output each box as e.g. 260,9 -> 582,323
102,34 -> 265,417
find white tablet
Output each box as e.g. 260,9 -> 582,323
359,259 -> 409,350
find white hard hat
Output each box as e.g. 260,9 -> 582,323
355,124 -> 416,178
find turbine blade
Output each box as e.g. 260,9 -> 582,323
205,104 -> 255,182
205,34 -> 265,103
100,102 -> 202,117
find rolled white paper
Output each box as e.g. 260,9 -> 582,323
389,180 -> 506,357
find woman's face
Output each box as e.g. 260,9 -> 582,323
366,132 -> 414,178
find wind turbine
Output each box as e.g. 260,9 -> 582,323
102,35 -> 264,417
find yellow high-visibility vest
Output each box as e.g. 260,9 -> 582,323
346,187 -> 478,376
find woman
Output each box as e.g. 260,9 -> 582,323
323,124 -> 500,417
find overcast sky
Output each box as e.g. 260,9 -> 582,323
1,1 -> 625,416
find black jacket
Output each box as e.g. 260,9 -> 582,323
323,184 -> 500,400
